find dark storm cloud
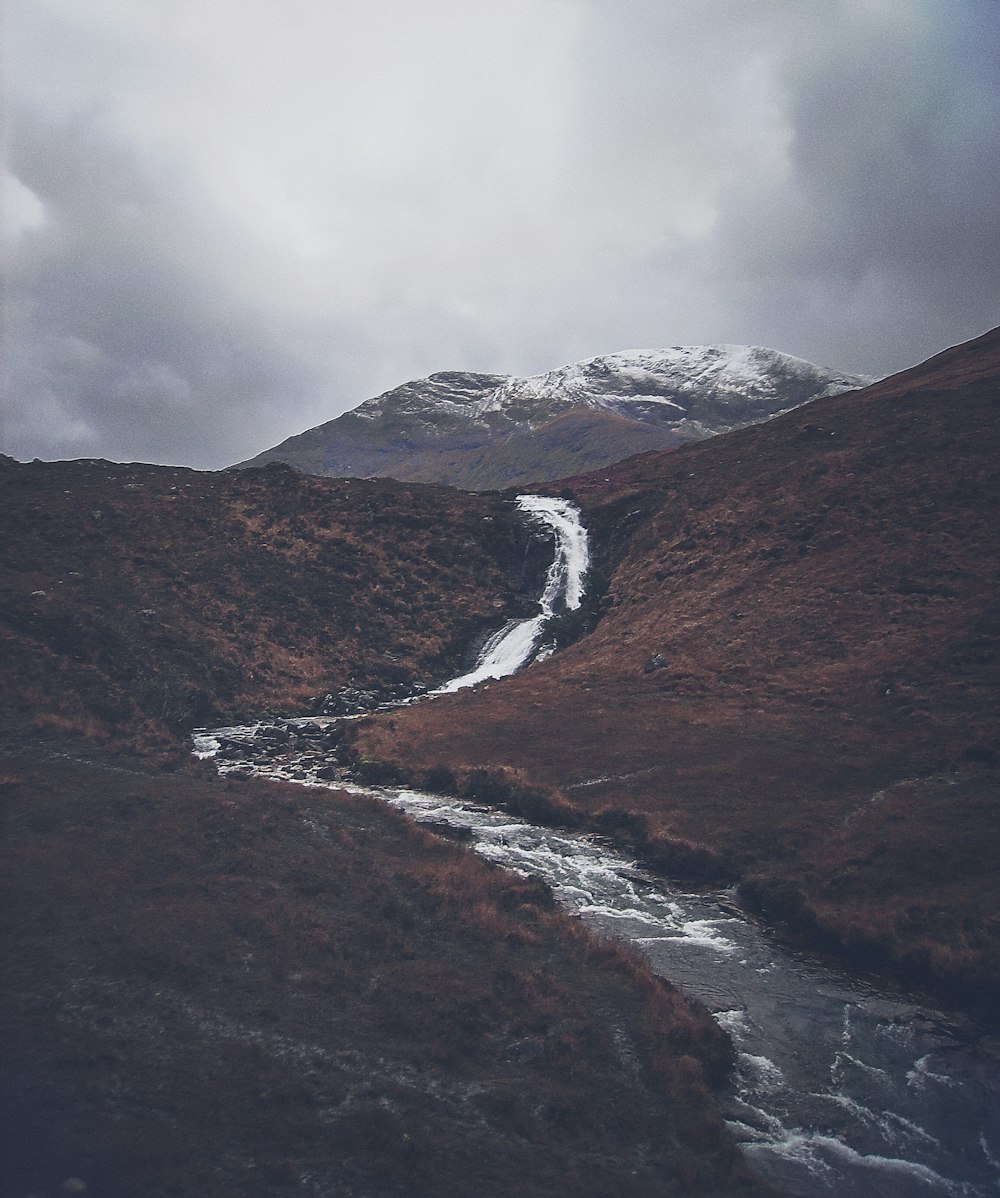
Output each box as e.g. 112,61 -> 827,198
4,105 -> 333,466
3,1 -> 998,467
553,0 -> 1000,377
697,0 -> 1000,374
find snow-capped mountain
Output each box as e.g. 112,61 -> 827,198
240,346 -> 873,489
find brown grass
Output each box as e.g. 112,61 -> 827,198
0,751 -> 774,1198
349,327 -> 1000,1012
0,460 -> 536,755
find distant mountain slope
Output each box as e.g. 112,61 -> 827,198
241,347 -> 872,489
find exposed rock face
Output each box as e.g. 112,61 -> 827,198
240,346 -> 872,489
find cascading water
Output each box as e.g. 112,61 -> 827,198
434,495 -> 589,693
192,493 -> 1000,1198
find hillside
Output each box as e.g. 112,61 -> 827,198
2,751 -> 770,1198
3,327 -> 995,1194
349,326 -> 1000,1008
0,460 -> 772,1194
0,460 -> 542,758
241,346 -> 870,490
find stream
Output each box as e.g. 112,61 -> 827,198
193,496 -> 1000,1197
433,494 -> 591,692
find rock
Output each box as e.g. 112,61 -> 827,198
642,652 -> 668,674
419,819 -> 474,842
254,724 -> 290,744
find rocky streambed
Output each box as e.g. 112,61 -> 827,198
194,717 -> 1000,1198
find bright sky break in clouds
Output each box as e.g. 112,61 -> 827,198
3,0 -> 999,468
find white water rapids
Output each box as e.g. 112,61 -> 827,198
193,494 -> 1000,1198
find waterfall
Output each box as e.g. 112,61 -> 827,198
433,495 -> 589,694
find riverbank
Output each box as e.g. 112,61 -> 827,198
187,716 -> 1000,1197
347,699 -> 1000,1019
0,748 -> 775,1198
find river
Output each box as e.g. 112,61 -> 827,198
193,496 -> 1000,1197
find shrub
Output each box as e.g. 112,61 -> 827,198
594,806 -> 649,843
460,768 -> 581,828
423,764 -> 458,794
639,834 -> 737,885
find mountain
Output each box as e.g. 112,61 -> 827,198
347,326 -> 1000,1008
3,326 -> 995,1196
240,346 -> 872,489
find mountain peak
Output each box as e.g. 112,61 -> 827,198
241,345 -> 873,489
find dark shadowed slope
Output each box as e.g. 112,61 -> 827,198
351,325 -> 1000,1008
0,754 -> 772,1198
0,453 -> 773,1197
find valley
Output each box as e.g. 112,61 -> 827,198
1,326 -> 998,1196
351,326 -> 1000,1010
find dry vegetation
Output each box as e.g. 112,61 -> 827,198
0,457 -> 776,1196
349,326 -> 1000,1011
3,327 -> 998,1194
0,753 -> 770,1198
0,460 -> 533,759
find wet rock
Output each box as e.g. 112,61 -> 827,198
254,724 -> 290,744
419,819 -> 474,842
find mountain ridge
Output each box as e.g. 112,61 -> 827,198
241,345 -> 872,489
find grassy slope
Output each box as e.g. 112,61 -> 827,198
0,754 -> 769,1198
0,460 -> 531,759
350,327 -> 1000,1008
0,459 -> 771,1195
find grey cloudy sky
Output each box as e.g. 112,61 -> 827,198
3,0 -> 999,468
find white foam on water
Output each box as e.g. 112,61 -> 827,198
434,494 -> 589,693
739,1053 -> 785,1091
907,1055 -> 963,1092
832,1050 -> 892,1086
816,1093 -> 942,1151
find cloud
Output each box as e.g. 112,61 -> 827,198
3,0 -> 998,467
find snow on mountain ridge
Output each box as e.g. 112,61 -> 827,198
353,345 -> 873,436
240,343 -> 874,489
